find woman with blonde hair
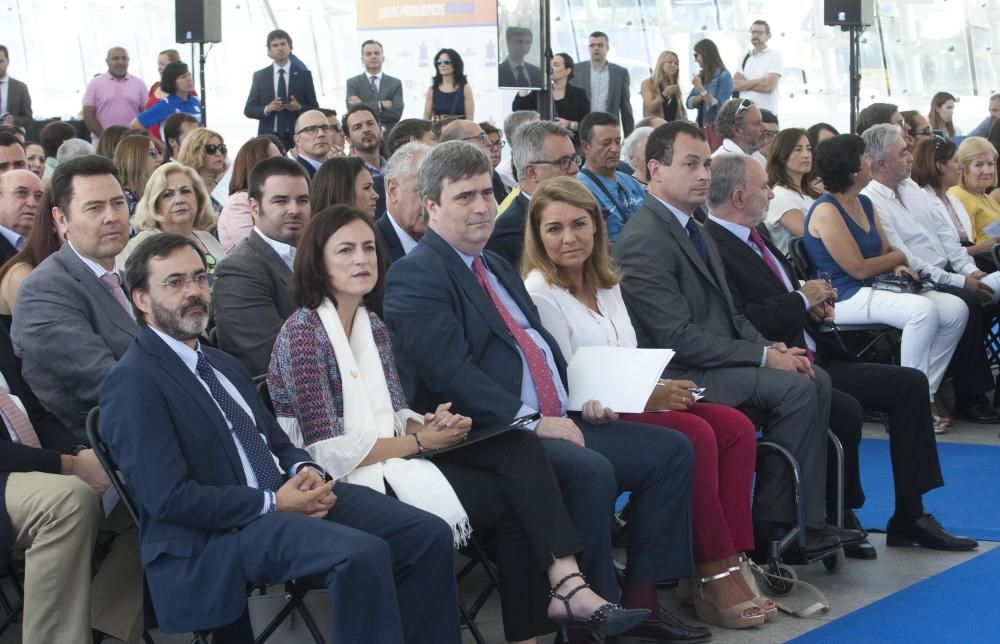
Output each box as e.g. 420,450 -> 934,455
949,136 -> 1000,250
641,51 -> 687,122
113,134 -> 160,217
176,127 -> 228,214
118,162 -> 225,270
522,176 -> 769,631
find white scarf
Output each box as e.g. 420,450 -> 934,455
278,300 -> 471,547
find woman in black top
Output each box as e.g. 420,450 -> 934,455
512,53 -> 590,144
641,50 -> 686,122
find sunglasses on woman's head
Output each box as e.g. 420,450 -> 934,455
204,143 -> 227,156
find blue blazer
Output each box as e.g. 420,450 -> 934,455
100,327 -> 312,633
244,60 -> 319,136
383,229 -> 568,430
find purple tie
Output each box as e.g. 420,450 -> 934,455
100,272 -> 133,318
748,229 -> 815,363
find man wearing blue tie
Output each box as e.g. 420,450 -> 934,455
244,30 -> 319,152
100,233 -> 461,643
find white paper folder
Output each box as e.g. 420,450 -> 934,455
566,346 -> 675,413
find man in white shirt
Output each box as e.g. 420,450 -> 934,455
376,142 -> 431,266
713,98 -> 767,167
571,32 -> 634,136
733,20 -> 783,115
860,123 -> 1000,423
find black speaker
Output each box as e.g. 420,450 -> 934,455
824,0 -> 874,27
176,0 -> 222,43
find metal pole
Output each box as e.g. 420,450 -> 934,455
539,0 -> 553,120
199,42 -> 207,125
849,26 -> 860,134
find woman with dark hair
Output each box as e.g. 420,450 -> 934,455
113,134 -> 160,216
911,137 -> 981,250
685,39 -> 732,139
764,128 -> 821,255
132,61 -> 202,136
805,122 -> 838,150
803,133 -> 965,431
24,142 -> 45,180
928,91 -> 960,138
521,177 -> 768,630
267,204 -> 648,643
217,136 -> 282,252
0,188 -> 62,318
512,52 -> 589,144
310,156 -> 378,218
641,51 -> 687,122
423,48 -> 474,121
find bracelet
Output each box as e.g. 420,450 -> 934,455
413,433 -> 425,454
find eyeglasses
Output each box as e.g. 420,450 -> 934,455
204,143 -> 227,156
158,273 -> 215,292
750,29 -> 768,36
528,154 -> 582,171
435,59 -> 452,66
296,124 -> 332,136
462,132 -> 487,144
735,98 -> 754,117
914,127 -> 933,137
488,138 -> 505,150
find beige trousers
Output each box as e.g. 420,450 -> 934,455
5,471 -> 143,643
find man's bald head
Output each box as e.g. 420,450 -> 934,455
0,169 -> 44,237
439,120 -> 489,152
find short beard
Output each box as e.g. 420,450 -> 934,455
150,296 -> 210,341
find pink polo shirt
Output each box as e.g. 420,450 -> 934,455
82,71 -> 148,133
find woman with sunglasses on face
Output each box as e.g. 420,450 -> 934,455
268,205 -> 649,644
119,162 -> 225,272
423,48 -> 474,121
522,177 -> 770,631
764,128 -> 821,256
113,134 -> 161,218
176,128 -> 228,215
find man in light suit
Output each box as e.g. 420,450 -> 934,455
102,233 -> 460,643
214,157 -> 309,376
244,29 -> 319,152
376,142 -> 431,266
572,31 -> 634,136
384,141 -> 709,643
614,123 -> 859,555
346,40 -> 404,136
0,46 -> 32,129
12,155 -> 136,439
498,27 -> 543,88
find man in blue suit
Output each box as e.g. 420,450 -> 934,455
101,233 -> 460,643
244,29 -> 319,152
384,141 -> 709,643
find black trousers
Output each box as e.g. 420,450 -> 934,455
432,429 -> 582,641
936,284 -> 996,399
823,359 -> 944,516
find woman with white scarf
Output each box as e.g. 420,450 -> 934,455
267,205 -> 648,644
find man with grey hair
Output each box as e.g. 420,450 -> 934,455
486,121 -> 579,267
501,109 -> 541,185
384,141 -> 704,642
713,98 -> 766,167
860,123 -> 1000,423
375,142 -> 432,265
621,126 -> 653,184
55,139 -> 95,166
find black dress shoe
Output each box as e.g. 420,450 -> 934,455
952,399 -> 1000,424
842,508 -> 869,537
886,513 -> 979,551
810,522 -> 865,545
620,607 -> 712,642
843,539 -> 878,559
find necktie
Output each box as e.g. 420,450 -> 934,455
685,218 -> 710,265
472,257 -> 561,417
100,272 -> 133,318
277,69 -> 287,101
748,229 -> 816,363
369,75 -> 381,111
0,392 -> 39,448
515,65 -> 528,86
195,351 -> 285,492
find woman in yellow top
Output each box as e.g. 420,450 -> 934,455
949,137 -> 1000,248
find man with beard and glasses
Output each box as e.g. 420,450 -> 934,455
12,155 -> 137,439
214,157 -> 311,375
101,233 -> 459,643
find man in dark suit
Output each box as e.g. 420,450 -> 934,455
704,153 -> 978,553
12,156 -> 137,439
346,40 -> 404,135
214,157 -> 309,376
0,169 -> 41,263
486,121 -> 580,268
614,123 -> 859,555
376,142 -> 432,266
291,109 -> 331,179
0,46 -> 32,129
572,31 -> 634,136
498,27 -> 543,88
385,141 -> 709,643
102,232 -> 460,642
244,29 -> 318,152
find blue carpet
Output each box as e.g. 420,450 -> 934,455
855,439 -> 1000,541
790,545 -> 1000,642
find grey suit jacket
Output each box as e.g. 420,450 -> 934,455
213,231 -> 296,376
571,61 -> 634,136
3,78 -> 32,128
345,72 -> 404,128
613,194 -> 770,401
11,244 -> 137,436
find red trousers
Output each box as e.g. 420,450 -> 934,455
623,403 -> 756,564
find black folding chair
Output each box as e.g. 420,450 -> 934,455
0,551 -> 24,637
86,407 -> 326,644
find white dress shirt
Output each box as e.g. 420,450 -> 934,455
386,212 -> 419,255
0,371 -> 28,443
713,139 -> 767,168
254,226 -> 296,270
271,61 -> 292,98
923,184 -> 974,243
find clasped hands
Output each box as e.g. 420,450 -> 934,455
765,342 -> 814,379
